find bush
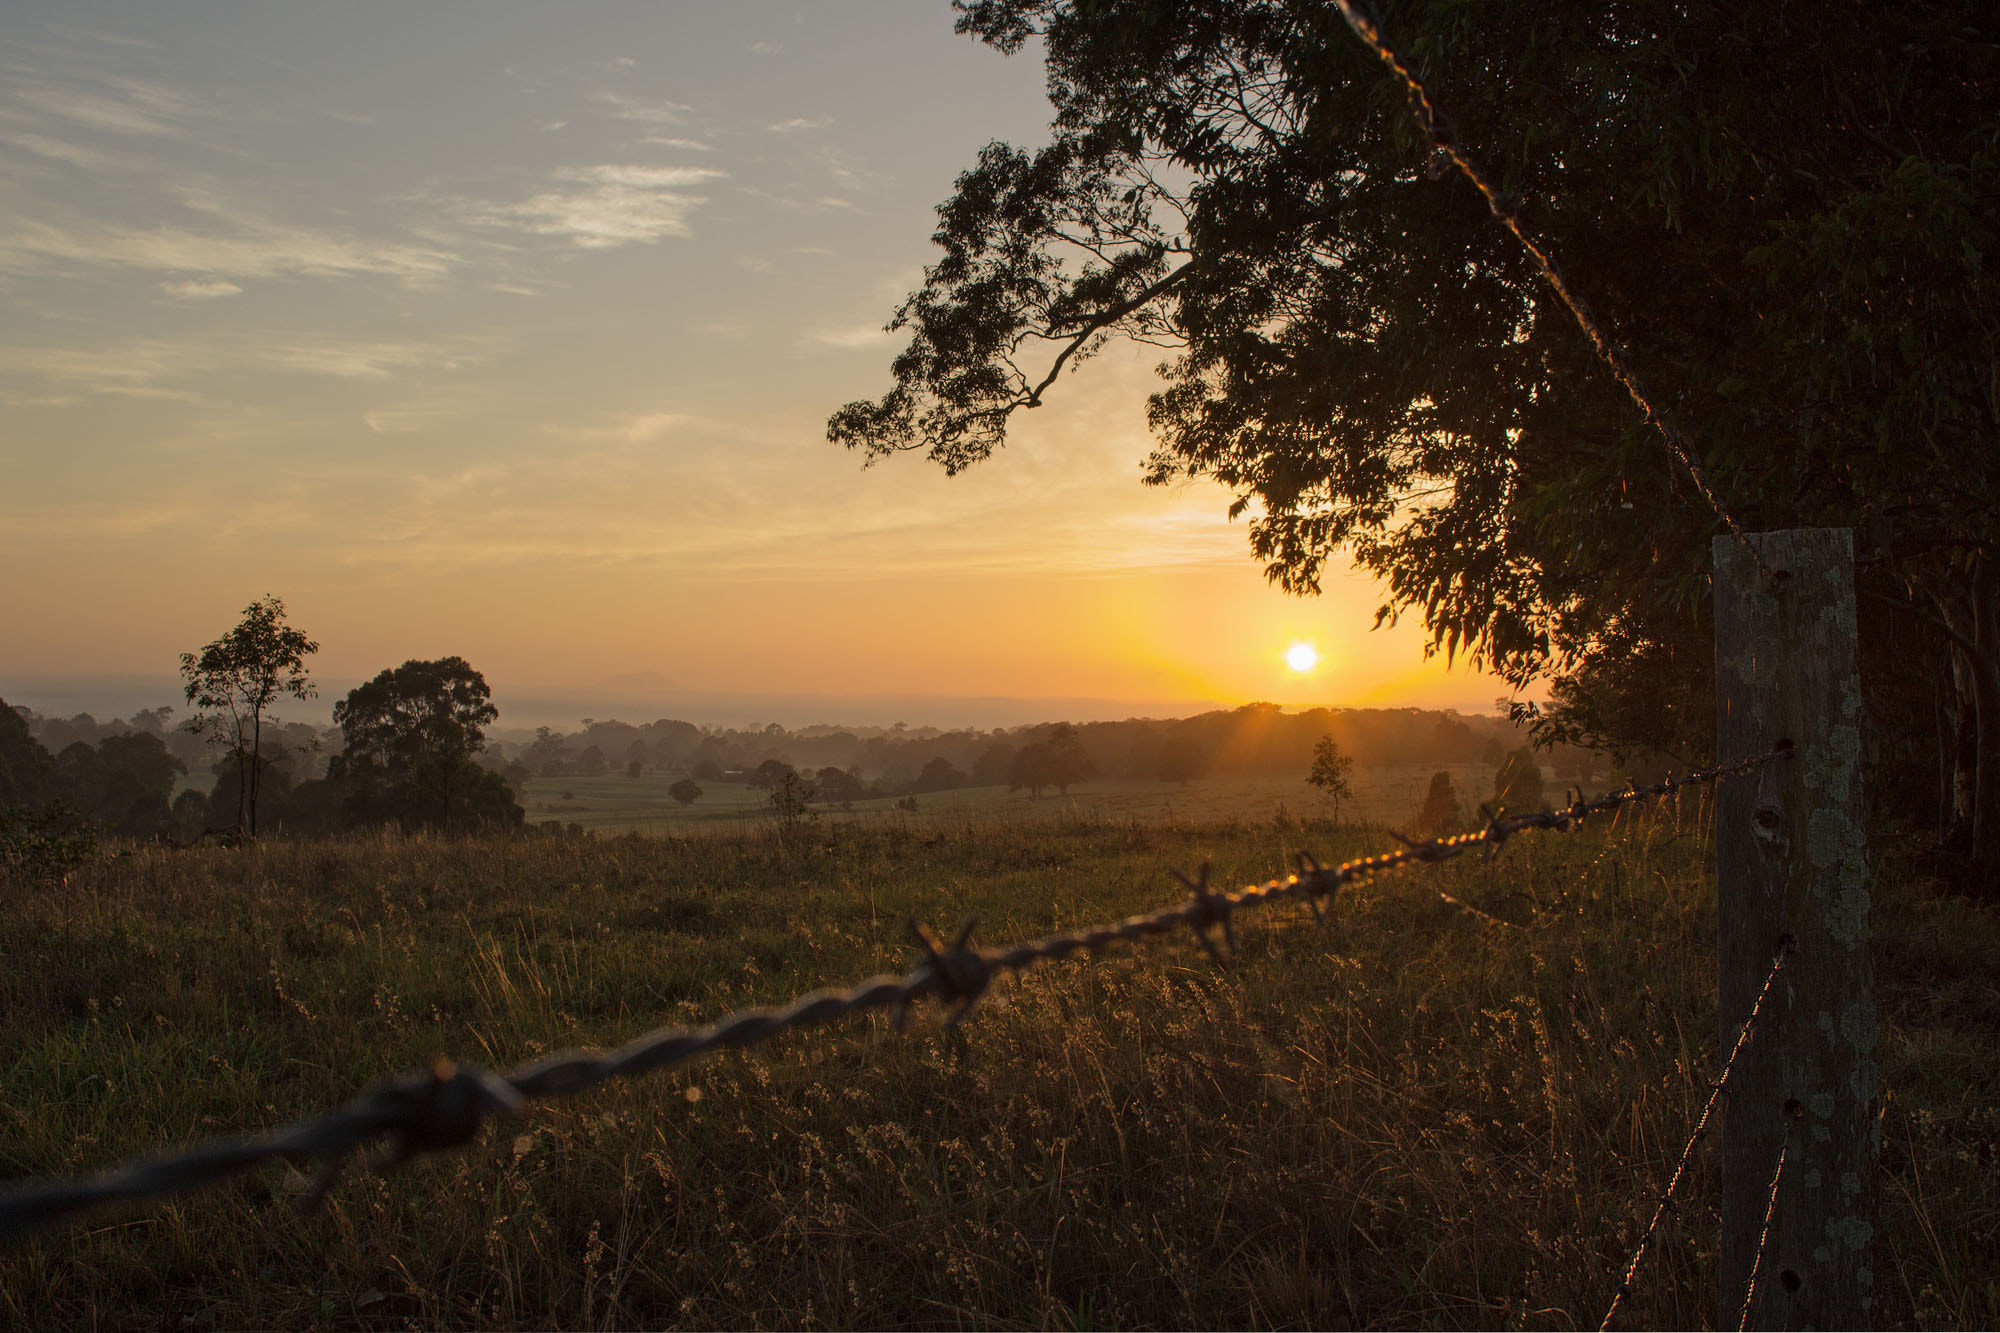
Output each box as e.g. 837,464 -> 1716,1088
0,801 -> 97,882
1409,771 -> 1467,838
1492,747 -> 1547,811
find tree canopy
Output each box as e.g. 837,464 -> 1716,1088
328,657 -> 520,831
1009,722 -> 1094,796
834,0 -> 2000,860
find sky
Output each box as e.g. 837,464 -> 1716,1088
0,1 -> 1514,730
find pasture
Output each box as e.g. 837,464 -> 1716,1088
519,763 -> 1508,834
0,810 -> 1992,1329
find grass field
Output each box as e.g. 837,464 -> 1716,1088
520,763 -> 1509,834
0,808 -> 1993,1329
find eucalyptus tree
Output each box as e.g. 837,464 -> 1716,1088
180,596 -> 318,837
329,657 -> 518,831
833,0 -> 2000,865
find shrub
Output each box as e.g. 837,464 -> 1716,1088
0,801 -> 97,883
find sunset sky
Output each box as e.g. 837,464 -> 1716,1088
1,1 -> 1512,729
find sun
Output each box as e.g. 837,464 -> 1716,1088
1285,641 -> 1319,673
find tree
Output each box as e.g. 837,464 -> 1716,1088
834,0 -> 2000,871
1008,723 -> 1094,797
526,726 -> 568,777
61,732 -> 185,837
328,657 -> 520,831
767,771 -> 818,827
0,698 -> 57,810
915,756 -> 965,792
1307,735 -> 1355,821
750,758 -> 798,790
971,743 -> 1016,787
815,766 -> 867,805
668,778 -> 703,807
180,596 -> 317,837
1491,747 -> 1546,813
1410,770 -> 1465,839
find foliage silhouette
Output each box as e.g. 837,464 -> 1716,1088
179,596 -> 317,837
834,0 -> 2000,859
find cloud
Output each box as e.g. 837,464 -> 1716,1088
591,91 -> 694,125
10,75 -> 212,138
0,196 -> 456,283
258,336 -> 479,380
641,136 -> 713,151
767,116 -> 831,133
0,126 -> 129,171
731,185 -> 863,216
157,277 -> 242,299
801,322 -> 893,350
468,164 -> 725,249
0,332 -> 487,399
551,408 -> 696,444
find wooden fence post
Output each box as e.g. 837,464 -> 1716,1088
1713,528 -> 1876,1329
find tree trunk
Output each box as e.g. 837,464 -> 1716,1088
1937,556 -> 2000,887
1935,677 -> 1956,842
234,747 -> 249,838
1970,555 -> 2000,875
248,711 -> 263,838
1945,627 -> 1977,850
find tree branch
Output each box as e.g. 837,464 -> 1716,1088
1022,262 -> 1195,407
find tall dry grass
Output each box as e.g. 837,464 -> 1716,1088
0,812 -> 1992,1329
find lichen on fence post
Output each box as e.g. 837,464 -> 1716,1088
1712,528 -> 1876,1329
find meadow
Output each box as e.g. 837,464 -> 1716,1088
518,763 -> 1504,834
0,799 -> 1993,1329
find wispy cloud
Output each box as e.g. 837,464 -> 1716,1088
641,136 -> 712,151
0,332 -> 488,400
157,277 -> 241,299
732,185 -> 861,215
9,74 -> 214,138
768,116 -> 830,133
467,164 -> 725,249
801,322 -> 893,350
551,408 -> 696,444
0,192 -> 456,283
0,124 -> 130,171
591,90 -> 694,126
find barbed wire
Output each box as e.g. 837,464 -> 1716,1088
0,743 -> 1792,1243
1734,1133 -> 1792,1331
1598,932 -> 1796,1331
1329,0 -> 1774,581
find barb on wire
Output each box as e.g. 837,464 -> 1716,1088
1598,932 -> 1796,1331
1734,1134 -> 1791,1331
0,744 -> 1792,1244
1328,0 -> 1772,580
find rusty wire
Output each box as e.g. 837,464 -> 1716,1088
0,744 -> 1791,1243
1734,1133 -> 1792,1331
1329,0 -> 1771,579
1598,932 -> 1796,1331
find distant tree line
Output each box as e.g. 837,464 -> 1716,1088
486,702 -> 1608,796
3,597 -> 525,852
